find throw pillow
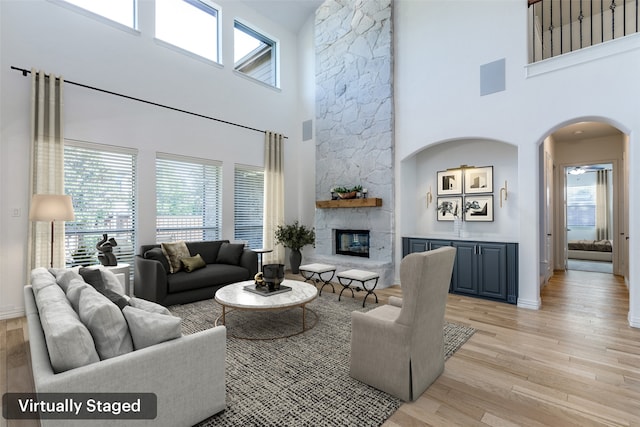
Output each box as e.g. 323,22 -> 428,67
78,287 -> 134,360
30,268 -> 58,296
181,254 -> 206,272
99,267 -> 127,295
79,268 -> 129,310
122,306 -> 182,350
161,241 -> 191,274
65,278 -> 92,311
216,242 -> 244,265
144,247 -> 170,273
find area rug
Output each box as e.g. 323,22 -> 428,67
169,294 -> 475,427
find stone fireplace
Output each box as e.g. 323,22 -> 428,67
311,0 -> 394,287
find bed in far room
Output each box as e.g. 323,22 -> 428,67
568,239 -> 613,262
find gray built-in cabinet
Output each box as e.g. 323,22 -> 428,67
402,237 -> 518,304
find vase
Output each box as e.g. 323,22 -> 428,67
289,249 -> 302,274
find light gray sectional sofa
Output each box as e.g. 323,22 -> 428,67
23,267 -> 226,427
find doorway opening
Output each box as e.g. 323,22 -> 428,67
565,163 -> 613,274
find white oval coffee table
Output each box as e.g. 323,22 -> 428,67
214,279 -> 318,340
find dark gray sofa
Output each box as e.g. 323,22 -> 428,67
134,240 -> 258,306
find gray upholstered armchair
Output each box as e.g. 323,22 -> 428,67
349,246 -> 456,401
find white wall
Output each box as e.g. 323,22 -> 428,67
394,0 -> 640,325
0,0 -> 311,318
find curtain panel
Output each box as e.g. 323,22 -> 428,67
262,131 -> 285,264
28,70 -> 66,269
595,170 -> 611,241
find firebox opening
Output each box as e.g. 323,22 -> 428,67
335,229 -> 370,258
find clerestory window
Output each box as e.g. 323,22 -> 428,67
60,0 -> 137,28
156,0 -> 220,63
234,20 -> 278,88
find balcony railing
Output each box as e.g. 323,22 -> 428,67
529,0 -> 639,62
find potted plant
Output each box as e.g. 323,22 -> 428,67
274,221 -> 316,274
333,185 -> 363,199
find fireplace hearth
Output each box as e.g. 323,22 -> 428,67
335,229 -> 370,258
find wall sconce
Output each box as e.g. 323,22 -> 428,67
426,186 -> 433,208
499,180 -> 508,208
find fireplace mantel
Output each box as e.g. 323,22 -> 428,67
315,198 -> 382,208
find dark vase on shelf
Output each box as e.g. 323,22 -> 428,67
289,249 -> 302,274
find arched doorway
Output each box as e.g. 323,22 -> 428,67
539,121 -> 629,283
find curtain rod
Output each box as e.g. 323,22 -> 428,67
11,66 -> 287,139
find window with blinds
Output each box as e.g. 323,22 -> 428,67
64,141 -> 137,268
234,165 -> 264,249
156,154 -> 222,242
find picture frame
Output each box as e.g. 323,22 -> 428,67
464,195 -> 494,222
437,169 -> 463,195
436,197 -> 463,221
464,166 -> 493,194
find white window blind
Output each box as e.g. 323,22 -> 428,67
64,141 -> 137,268
156,154 -> 222,242
234,165 -> 264,249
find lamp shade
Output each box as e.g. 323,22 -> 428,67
29,194 -> 75,222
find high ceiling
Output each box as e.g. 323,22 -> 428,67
240,0 -> 323,34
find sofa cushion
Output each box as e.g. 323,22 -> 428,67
161,241 -> 191,273
33,282 -> 100,373
144,247 -> 170,273
182,254 -> 206,272
216,242 -> 244,265
66,278 -> 92,310
128,297 -> 172,315
31,267 -> 58,295
167,264 -> 250,293
186,240 -> 225,264
122,306 -> 182,350
56,269 -> 82,292
78,287 -> 134,360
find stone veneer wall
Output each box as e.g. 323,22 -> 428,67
313,0 -> 395,287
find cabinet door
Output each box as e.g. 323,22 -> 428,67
477,243 -> 507,300
452,242 -> 477,295
407,239 -> 428,254
429,240 -> 451,250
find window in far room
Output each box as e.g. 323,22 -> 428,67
155,0 -> 220,63
234,20 -> 278,88
156,154 -> 222,242
234,165 -> 264,249
64,141 -> 137,267
61,0 -> 137,28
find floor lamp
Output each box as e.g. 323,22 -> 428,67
29,194 -> 75,268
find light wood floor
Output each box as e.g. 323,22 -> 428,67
2,270 -> 639,427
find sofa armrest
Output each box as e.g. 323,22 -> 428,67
134,255 -> 169,305
25,285 -> 226,427
239,249 -> 258,278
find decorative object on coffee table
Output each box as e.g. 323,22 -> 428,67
274,221 -> 315,274
96,233 -> 118,266
262,263 -> 285,291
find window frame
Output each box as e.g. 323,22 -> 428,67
53,0 -> 139,32
233,19 -> 280,88
155,153 -> 223,243
63,139 -> 138,269
154,0 -> 222,64
234,164 -> 265,250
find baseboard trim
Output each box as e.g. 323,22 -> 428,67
628,312 -> 640,329
517,297 -> 541,310
0,307 -> 25,320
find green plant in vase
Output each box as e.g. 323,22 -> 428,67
274,221 -> 315,274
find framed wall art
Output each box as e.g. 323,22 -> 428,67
464,195 -> 494,222
436,197 -> 462,221
464,166 -> 493,194
437,169 -> 462,195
